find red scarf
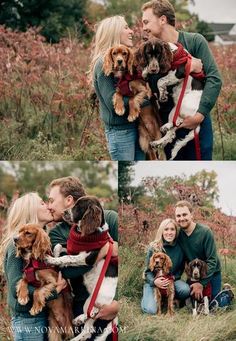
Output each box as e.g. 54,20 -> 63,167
67,225 -> 118,265
23,259 -> 54,287
116,69 -> 143,97
155,274 -> 174,297
171,43 -> 205,80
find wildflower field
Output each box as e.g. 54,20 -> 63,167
0,26 -> 235,160
119,202 -> 236,341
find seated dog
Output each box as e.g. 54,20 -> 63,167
185,258 -> 211,316
103,44 -> 163,160
14,224 -> 74,341
149,252 -> 175,316
136,38 -> 205,160
46,196 -> 118,341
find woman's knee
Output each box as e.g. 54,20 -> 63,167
141,299 -> 158,315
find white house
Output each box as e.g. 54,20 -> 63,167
209,23 -> 236,45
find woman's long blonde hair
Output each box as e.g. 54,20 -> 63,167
0,192 -> 42,272
150,218 -> 179,252
88,15 -> 127,82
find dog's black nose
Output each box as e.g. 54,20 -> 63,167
13,237 -> 19,243
117,59 -> 123,65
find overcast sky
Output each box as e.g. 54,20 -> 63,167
188,0 -> 236,23
131,161 -> 236,216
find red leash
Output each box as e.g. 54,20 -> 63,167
87,239 -> 118,341
172,55 -> 201,160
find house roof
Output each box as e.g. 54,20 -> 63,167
218,34 -> 236,42
209,23 -> 235,35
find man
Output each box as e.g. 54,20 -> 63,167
175,200 -> 221,301
47,176 -> 118,338
142,0 -> 222,160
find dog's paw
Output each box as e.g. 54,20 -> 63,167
150,141 -> 162,149
73,314 -> 87,326
128,107 -> 140,122
18,296 -> 29,305
53,243 -> 63,257
160,123 -> 172,134
30,304 -> 43,316
45,255 -> 58,265
114,101 -> 125,116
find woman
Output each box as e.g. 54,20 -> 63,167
141,218 -> 190,314
0,193 -> 67,341
89,16 -> 150,161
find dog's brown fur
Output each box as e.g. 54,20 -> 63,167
149,252 -> 175,316
103,45 -> 162,159
14,224 -> 74,341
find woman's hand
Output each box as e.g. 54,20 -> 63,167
56,271 -> 67,294
95,300 -> 119,320
154,276 -> 170,289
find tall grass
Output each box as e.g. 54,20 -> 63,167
119,245 -> 236,341
0,27 -> 236,160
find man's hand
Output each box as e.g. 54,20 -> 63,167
56,271 -> 67,294
190,57 -> 203,74
178,112 -> 204,130
190,282 -> 203,300
154,276 -> 170,289
95,300 -> 119,320
96,241 -> 118,263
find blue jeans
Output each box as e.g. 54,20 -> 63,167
105,126 -> 146,161
11,315 -> 48,341
210,271 -> 222,299
141,280 -> 190,314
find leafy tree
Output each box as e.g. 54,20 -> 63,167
118,161 -> 135,202
0,161 -> 117,204
0,0 -> 88,42
195,20 -> 215,42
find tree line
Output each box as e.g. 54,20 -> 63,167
0,0 -> 214,42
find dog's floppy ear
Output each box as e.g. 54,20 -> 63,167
185,262 -> 192,279
149,254 -> 156,272
134,43 -> 147,68
163,254 -> 172,273
200,260 -> 208,278
103,47 -> 114,76
32,228 -> 51,260
80,204 -> 104,234
127,48 -> 134,75
159,42 -> 173,74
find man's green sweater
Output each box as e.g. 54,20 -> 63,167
178,31 -> 222,117
48,210 -> 118,305
178,223 -> 221,286
4,243 -> 58,318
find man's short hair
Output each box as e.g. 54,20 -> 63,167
175,200 -> 193,213
49,176 -> 86,200
142,0 -> 176,27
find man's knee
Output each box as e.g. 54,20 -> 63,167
175,281 -> 191,299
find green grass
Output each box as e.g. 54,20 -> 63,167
119,246 -> 236,341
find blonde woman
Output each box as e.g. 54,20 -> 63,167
89,16 -> 150,161
0,193 -> 67,341
141,218 -> 190,314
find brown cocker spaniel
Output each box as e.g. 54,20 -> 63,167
103,44 -> 162,160
149,252 -> 175,316
14,224 -> 74,341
